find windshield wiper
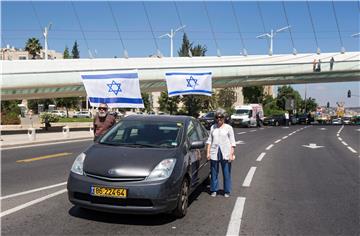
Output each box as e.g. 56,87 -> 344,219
120,143 -> 160,148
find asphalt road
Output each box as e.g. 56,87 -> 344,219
1,125 -> 359,235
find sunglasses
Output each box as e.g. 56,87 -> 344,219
216,116 -> 224,119
99,107 -> 108,111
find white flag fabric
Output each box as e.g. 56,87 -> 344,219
165,72 -> 212,97
81,70 -> 144,108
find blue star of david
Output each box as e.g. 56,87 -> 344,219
107,80 -> 122,95
186,76 -> 198,89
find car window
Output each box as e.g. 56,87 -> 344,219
100,120 -> 183,148
194,120 -> 208,140
187,120 -> 199,142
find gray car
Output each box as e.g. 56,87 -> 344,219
67,115 -> 210,218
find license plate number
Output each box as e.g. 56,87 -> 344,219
91,186 -> 127,198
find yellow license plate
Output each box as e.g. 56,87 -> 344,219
91,186 -> 127,198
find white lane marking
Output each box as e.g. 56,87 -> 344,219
356,129 -> 360,132
1,138 -> 93,150
242,167 -> 257,187
282,136 -> 288,139
260,128 -> 264,130
274,139 -> 281,144
302,143 -> 324,149
0,182 -> 67,200
266,144 -> 274,150
282,127 -> 289,129
250,130 -> 257,132
226,197 -> 246,236
347,147 -> 357,153
256,152 -> 266,162
237,132 -> 246,135
235,140 -> 245,145
338,137 -> 342,141
319,128 -> 327,130
0,189 -> 67,218
336,134 -> 339,137
341,141 -> 348,146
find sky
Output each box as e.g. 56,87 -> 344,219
1,0 -> 359,107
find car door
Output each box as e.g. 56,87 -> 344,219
194,120 -> 210,182
186,120 -> 202,188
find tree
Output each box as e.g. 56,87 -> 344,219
25,38 -> 42,59
158,91 -> 180,115
262,95 -> 283,116
217,88 -> 236,112
301,97 -> 318,113
181,95 -> 203,117
63,46 -> 70,59
141,92 -> 151,112
54,97 -> 80,117
177,33 -> 193,57
191,44 -> 207,56
276,85 -> 302,113
243,86 -> 264,104
71,41 -> 80,59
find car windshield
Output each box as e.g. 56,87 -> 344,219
235,109 -> 250,115
204,112 -> 215,118
100,120 -> 183,148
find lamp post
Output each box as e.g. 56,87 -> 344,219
256,25 -> 291,56
43,22 -> 52,60
159,25 -> 186,57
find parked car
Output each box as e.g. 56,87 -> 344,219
230,104 -> 264,128
296,114 -> 314,125
263,114 -> 286,126
51,110 -> 66,118
73,111 -> 92,118
198,111 -> 216,130
67,115 -> 210,218
342,116 -> 352,125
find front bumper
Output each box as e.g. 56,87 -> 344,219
67,172 -> 181,215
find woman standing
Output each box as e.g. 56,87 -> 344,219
206,109 -> 236,197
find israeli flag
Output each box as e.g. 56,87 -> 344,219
81,70 -> 144,108
165,72 -> 212,97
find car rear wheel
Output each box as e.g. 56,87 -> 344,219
172,178 -> 189,218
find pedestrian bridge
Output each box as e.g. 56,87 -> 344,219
1,51 -> 359,100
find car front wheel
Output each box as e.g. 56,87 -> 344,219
172,178 -> 189,218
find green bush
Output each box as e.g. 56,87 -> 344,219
58,117 -> 92,122
1,112 -> 21,125
39,112 -> 59,123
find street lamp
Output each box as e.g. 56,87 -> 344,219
43,22 -> 52,60
256,25 -> 291,56
159,25 -> 186,58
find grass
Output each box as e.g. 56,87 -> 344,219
58,117 -> 93,122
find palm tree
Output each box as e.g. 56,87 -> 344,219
25,38 -> 42,59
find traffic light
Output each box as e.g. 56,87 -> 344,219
347,90 -> 351,98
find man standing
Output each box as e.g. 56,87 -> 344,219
285,111 -> 290,126
330,57 -> 335,71
93,103 -> 116,141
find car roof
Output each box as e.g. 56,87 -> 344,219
123,115 -> 192,123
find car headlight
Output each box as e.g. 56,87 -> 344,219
71,153 -> 86,175
146,158 -> 176,181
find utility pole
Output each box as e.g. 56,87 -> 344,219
256,25 -> 291,56
159,25 -> 186,57
43,22 -> 52,60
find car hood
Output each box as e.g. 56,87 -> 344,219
83,144 -> 178,178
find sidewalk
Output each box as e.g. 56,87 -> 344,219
0,129 -> 94,148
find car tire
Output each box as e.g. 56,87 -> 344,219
172,178 -> 189,218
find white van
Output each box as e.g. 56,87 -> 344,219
230,104 -> 264,127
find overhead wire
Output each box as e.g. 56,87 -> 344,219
331,0 -> 345,53
142,1 -> 162,57
173,1 -> 192,57
71,1 -> 93,58
107,1 -> 128,58
231,0 -> 247,56
306,0 -> 320,54
256,1 -> 269,48
281,1 -> 297,55
203,1 -> 221,57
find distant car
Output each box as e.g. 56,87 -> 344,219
198,111 -> 216,130
67,115 -> 210,218
263,115 -> 286,126
73,111 -> 92,118
51,110 -> 66,118
296,114 -> 314,125
331,118 -> 342,125
342,117 -> 351,125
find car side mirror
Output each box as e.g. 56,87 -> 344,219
190,140 -> 205,149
